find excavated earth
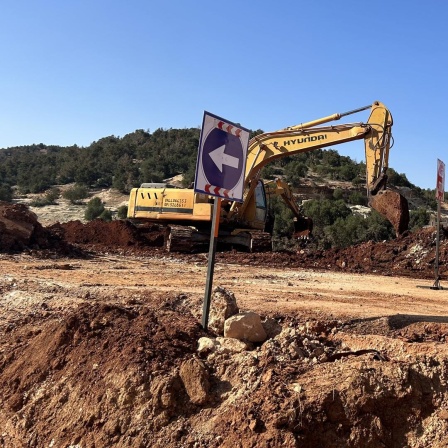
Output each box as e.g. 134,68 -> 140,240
1,201 -> 448,447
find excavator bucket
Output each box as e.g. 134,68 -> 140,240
293,216 -> 314,239
369,190 -> 409,236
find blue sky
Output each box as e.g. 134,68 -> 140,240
0,0 -> 446,190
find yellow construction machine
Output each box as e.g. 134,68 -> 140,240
128,101 -> 409,252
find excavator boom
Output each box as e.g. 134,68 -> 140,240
229,101 -> 409,236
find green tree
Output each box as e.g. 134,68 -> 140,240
30,187 -> 60,207
0,184 -> 13,202
364,211 -> 394,241
303,199 -> 352,228
333,188 -> 344,201
409,207 -> 430,231
348,190 -> 368,206
386,168 -> 413,188
62,184 -> 89,204
46,187 -> 60,203
284,161 -> 308,187
324,215 -> 367,248
85,197 -> 105,221
323,210 -> 393,249
302,199 -> 352,249
99,209 -> 113,221
270,196 -> 295,237
117,205 -> 128,219
339,163 -> 358,181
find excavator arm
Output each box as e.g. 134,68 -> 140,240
228,101 -> 409,236
264,178 -> 313,238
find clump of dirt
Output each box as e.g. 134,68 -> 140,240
0,300 -> 205,447
369,189 -> 410,236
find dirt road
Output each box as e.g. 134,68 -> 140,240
1,252 -> 446,324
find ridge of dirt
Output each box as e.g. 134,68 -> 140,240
1,296 -> 448,447
3,198 -> 447,281
46,217 -> 447,281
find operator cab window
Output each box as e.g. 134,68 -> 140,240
254,181 -> 267,209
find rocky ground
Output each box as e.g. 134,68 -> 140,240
0,200 -> 448,447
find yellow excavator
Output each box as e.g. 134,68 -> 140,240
127,101 -> 409,252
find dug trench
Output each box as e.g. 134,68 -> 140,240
0,201 -> 448,447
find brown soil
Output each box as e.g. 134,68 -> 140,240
1,202 -> 448,447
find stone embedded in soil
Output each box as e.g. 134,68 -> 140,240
261,317 -> 282,339
207,286 -> 239,335
197,337 -> 218,354
0,201 -> 56,251
179,358 -> 210,405
224,311 -> 267,343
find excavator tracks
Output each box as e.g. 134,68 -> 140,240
249,231 -> 273,252
165,225 -> 208,253
164,226 -> 273,253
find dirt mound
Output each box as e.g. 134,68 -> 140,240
0,300 -> 205,447
0,201 -> 71,253
304,226 -> 447,278
1,298 -> 448,447
49,220 -> 164,249
203,226 -> 447,280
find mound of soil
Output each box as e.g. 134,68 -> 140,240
206,227 -> 447,280
0,300 -> 205,447
1,297 -> 448,447
49,220 -> 165,249
0,201 -> 70,253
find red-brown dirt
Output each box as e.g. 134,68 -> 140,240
0,202 -> 448,447
48,216 -> 448,281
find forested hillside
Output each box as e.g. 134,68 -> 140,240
0,127 -> 432,195
0,127 -> 441,249
0,128 -> 200,196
